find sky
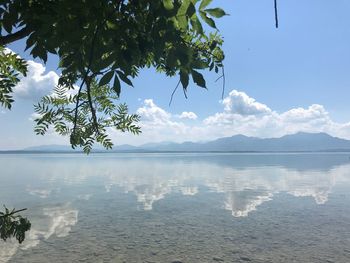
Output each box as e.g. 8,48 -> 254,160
1,0 -> 350,150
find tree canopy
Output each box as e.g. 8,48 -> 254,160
0,0 -> 227,153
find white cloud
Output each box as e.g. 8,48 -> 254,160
110,90 -> 350,145
178,111 -> 198,120
136,99 -> 172,124
202,90 -> 350,140
222,90 -> 271,115
13,60 -> 59,100
280,104 -> 329,123
111,99 -> 190,144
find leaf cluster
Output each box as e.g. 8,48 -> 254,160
0,206 -> 31,244
0,46 -> 27,109
34,81 -> 141,153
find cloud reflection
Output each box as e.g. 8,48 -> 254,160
14,154 -> 350,217
0,203 -> 78,263
94,158 -> 349,216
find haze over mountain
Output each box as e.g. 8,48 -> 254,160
13,132 -> 350,153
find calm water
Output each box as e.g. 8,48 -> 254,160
1,153 -> 350,262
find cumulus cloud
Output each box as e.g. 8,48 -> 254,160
178,111 -> 198,120
13,60 -> 59,100
136,99 -> 172,124
222,90 -> 271,115
114,99 -> 190,144
111,89 -> 350,145
201,90 -> 350,140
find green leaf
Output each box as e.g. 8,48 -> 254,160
191,69 -> 206,88
190,16 -> 203,35
204,8 -> 227,18
177,0 -> 190,29
113,75 -> 121,97
117,71 -> 133,87
199,11 -> 216,29
97,53 -> 117,70
163,0 -> 174,10
180,71 -> 189,90
199,0 -> 212,10
99,71 -> 114,86
178,0 -> 190,16
2,12 -> 13,33
25,34 -> 36,51
186,2 -> 196,18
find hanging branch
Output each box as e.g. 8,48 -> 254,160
72,24 -> 101,138
86,75 -> 99,134
274,0 -> 279,28
169,80 -> 181,106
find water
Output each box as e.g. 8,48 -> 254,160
0,153 -> 350,262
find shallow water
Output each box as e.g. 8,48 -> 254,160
0,153 -> 350,262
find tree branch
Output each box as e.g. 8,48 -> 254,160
72,25 -> 101,137
0,208 -> 27,218
86,75 -> 99,133
0,27 -> 31,46
169,80 -> 181,106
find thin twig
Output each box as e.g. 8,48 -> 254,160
169,80 -> 181,106
183,87 -> 188,99
274,0 -> 279,28
215,75 -> 223,82
214,66 -> 226,99
221,66 -> 226,99
0,208 -> 27,218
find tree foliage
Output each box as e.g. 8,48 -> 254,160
0,0 -> 226,153
0,46 -> 27,109
34,81 -> 141,153
0,206 -> 31,244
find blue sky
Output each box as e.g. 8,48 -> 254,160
1,0 -> 350,149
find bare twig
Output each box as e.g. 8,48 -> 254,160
183,87 -> 188,99
169,80 -> 181,106
215,75 -> 223,82
221,66 -> 226,99
274,0 -> 279,28
0,208 -> 27,218
214,66 -> 226,99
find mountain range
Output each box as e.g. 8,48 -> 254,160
12,132 -> 350,153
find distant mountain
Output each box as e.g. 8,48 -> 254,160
146,132 -> 350,152
8,132 -> 350,153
